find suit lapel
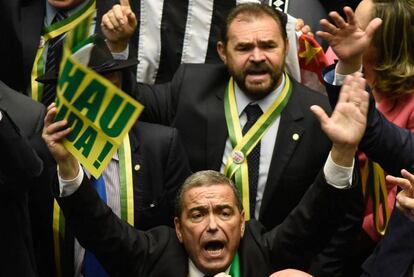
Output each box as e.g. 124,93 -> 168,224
260,83 -> 305,216
21,1 -> 45,88
127,127 -> 142,227
206,79 -> 229,170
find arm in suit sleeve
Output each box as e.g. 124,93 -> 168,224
257,170 -> 353,271
0,110 -> 43,189
308,165 -> 364,276
324,70 -> 414,176
56,175 -> 182,276
124,64 -> 187,125
162,127 -> 192,219
361,208 -> 414,277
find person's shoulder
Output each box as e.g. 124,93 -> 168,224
0,81 -> 45,129
289,77 -> 330,108
178,63 -> 228,75
132,121 -> 178,146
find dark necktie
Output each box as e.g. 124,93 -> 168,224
242,104 -> 263,219
43,11 -> 67,106
82,176 -> 109,277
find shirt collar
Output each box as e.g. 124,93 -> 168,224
45,0 -> 90,26
188,259 -> 230,277
234,74 -> 286,116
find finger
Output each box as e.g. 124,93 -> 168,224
295,18 -> 304,31
301,25 -> 311,35
124,6 -> 137,27
102,13 -> 115,30
396,191 -> 414,210
329,11 -> 347,29
365,18 -> 383,38
395,198 -> 414,221
47,126 -> 72,143
386,174 -> 412,192
343,6 -> 356,26
401,169 -> 414,186
319,19 -> 339,35
310,105 -> 330,126
47,102 -> 56,112
120,0 -> 130,7
316,30 -> 334,42
113,4 -> 126,25
107,10 -> 122,29
337,75 -> 355,104
46,119 -> 69,137
44,106 -> 57,128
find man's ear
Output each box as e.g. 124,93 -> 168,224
240,211 -> 245,238
174,217 -> 184,243
217,41 -> 227,64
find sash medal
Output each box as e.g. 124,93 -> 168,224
224,73 -> 292,219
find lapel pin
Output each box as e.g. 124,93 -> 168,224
134,164 -> 140,171
292,133 -> 300,141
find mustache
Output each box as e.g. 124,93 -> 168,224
244,63 -> 272,74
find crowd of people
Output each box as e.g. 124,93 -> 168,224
1,0 -> 414,277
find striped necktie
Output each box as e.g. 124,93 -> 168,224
42,10 -> 67,106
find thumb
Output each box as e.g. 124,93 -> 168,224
365,18 -> 382,38
120,0 -> 130,7
310,105 -> 329,127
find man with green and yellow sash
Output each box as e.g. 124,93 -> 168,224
31,36 -> 192,277
44,73 -> 369,277
0,0 -> 121,102
102,2 -> 364,275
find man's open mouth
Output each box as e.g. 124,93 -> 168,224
204,241 -> 225,256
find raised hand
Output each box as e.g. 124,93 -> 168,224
101,0 -> 137,52
387,169 -> 414,222
316,7 -> 382,74
310,73 -> 369,166
42,103 -> 78,179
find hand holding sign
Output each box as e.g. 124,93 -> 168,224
42,103 -> 79,180
101,0 -> 137,52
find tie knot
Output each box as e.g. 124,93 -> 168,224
52,10 -> 67,24
244,104 -> 263,121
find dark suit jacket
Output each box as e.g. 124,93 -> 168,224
31,121 -> 192,277
126,63 -> 363,273
0,0 -> 113,93
0,80 -> 49,277
57,170 -> 352,276
361,208 -> 414,277
325,72 -> 414,276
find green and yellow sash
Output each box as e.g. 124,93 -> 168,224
52,135 -> 134,277
31,0 -> 95,101
361,159 -> 391,236
223,74 -> 292,219
229,252 -> 240,277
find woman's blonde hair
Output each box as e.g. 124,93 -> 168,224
371,0 -> 414,97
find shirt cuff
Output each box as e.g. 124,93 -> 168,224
333,64 -> 363,86
111,45 -> 129,60
323,151 -> 354,189
58,162 -> 84,197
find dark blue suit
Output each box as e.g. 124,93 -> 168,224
325,68 -> 414,276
